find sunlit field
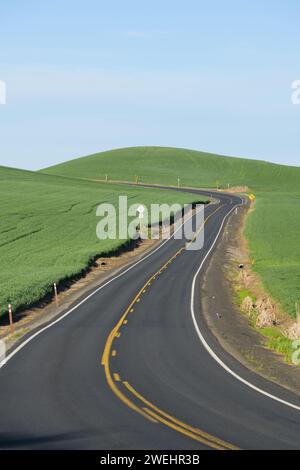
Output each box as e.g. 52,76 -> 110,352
0,165 -> 203,318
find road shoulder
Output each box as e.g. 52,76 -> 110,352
201,203 -> 300,396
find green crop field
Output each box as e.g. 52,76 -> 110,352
245,192 -> 300,317
44,146 -> 300,319
0,165 -> 204,318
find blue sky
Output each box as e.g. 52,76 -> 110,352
0,0 -> 300,170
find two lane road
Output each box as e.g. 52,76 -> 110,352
0,189 -> 300,449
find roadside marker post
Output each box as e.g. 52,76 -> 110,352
8,303 -> 14,335
54,283 -> 59,307
137,204 -> 145,236
177,177 -> 180,188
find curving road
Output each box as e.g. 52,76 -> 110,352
0,189 -> 300,450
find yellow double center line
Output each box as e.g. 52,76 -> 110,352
101,204 -> 239,450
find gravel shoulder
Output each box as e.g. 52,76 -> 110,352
201,202 -> 300,395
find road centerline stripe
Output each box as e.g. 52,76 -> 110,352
101,204 -> 239,450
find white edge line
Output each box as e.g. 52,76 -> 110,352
190,198 -> 300,412
0,204 -> 200,367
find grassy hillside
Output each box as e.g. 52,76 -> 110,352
43,146 -> 300,318
43,146 -> 300,192
0,166 -> 203,318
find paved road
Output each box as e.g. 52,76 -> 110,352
0,189 -> 300,450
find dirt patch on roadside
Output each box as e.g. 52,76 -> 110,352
229,206 -> 294,332
201,200 -> 300,395
220,186 -> 249,193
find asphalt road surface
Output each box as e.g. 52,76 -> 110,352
0,188 -> 300,450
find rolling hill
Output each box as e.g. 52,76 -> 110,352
43,146 -> 300,319
43,146 -> 300,192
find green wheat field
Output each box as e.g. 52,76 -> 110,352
0,164 -> 204,318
